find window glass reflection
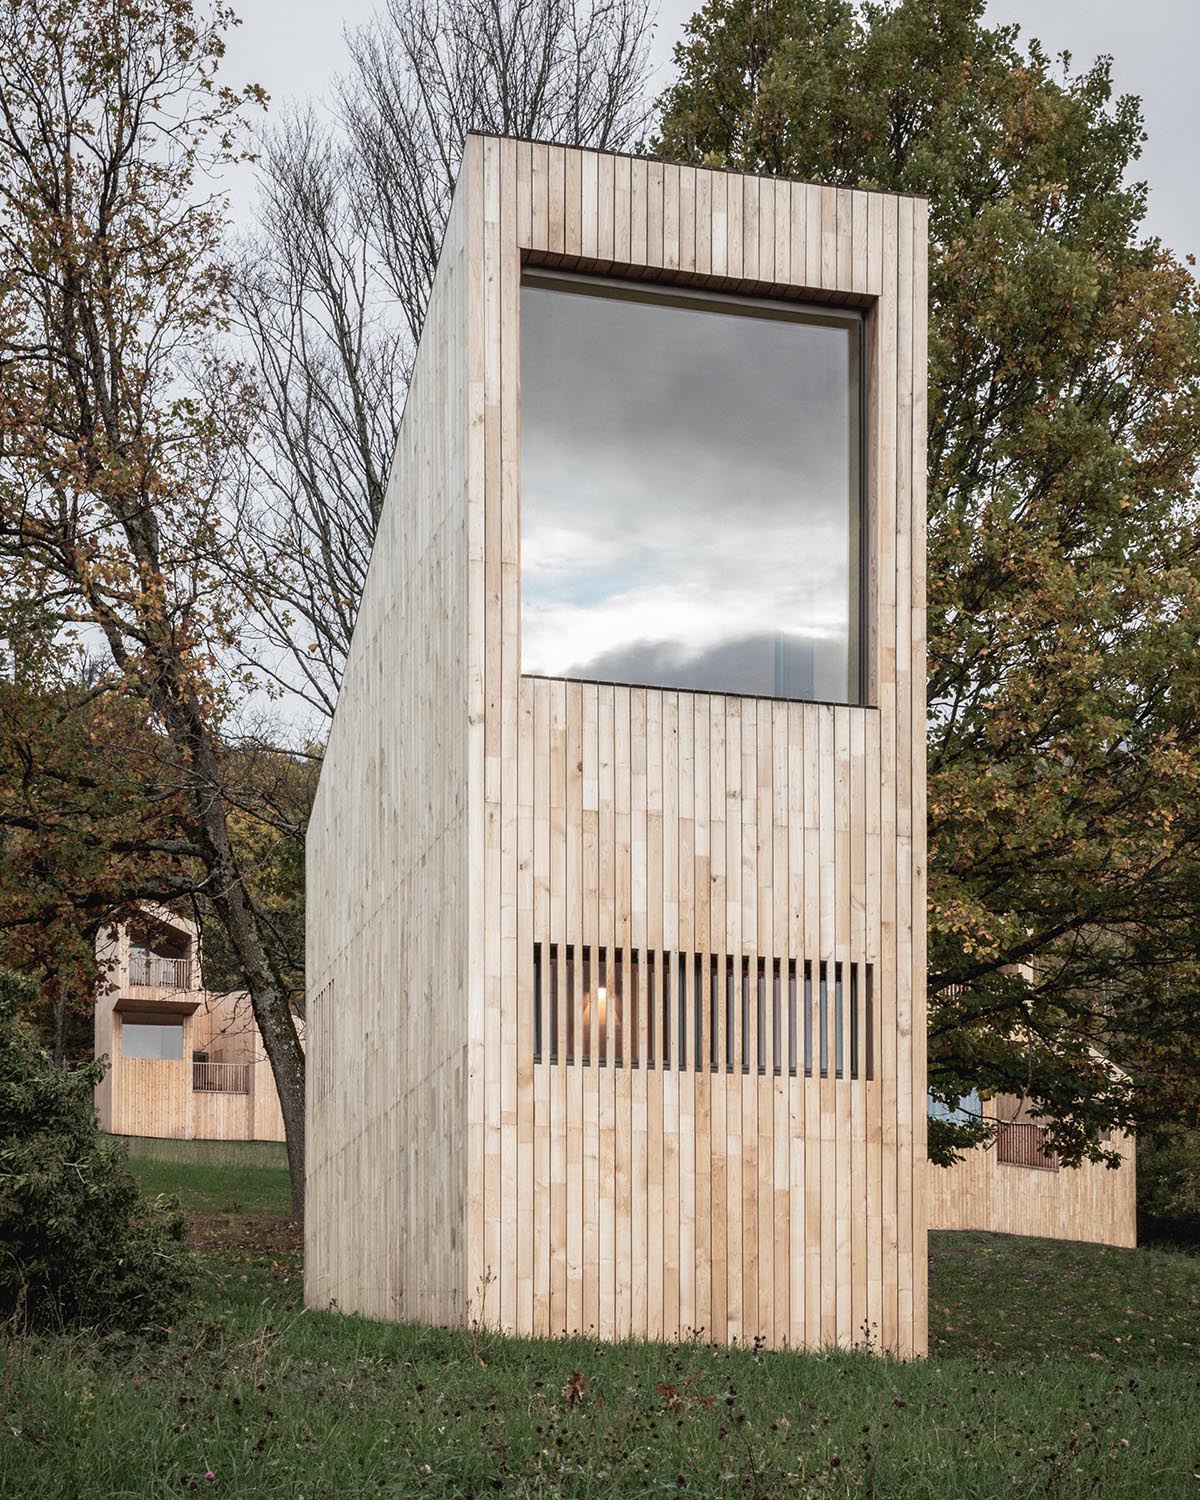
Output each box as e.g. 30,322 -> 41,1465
519,274 -> 862,703
122,1021 -> 184,1060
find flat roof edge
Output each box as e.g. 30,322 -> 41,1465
462,129 -> 930,204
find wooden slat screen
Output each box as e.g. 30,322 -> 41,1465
995,1120 -> 1059,1172
192,1060 -> 251,1096
535,942 -> 873,1080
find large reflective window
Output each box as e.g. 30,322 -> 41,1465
122,1020 -> 184,1060
519,273 -> 863,703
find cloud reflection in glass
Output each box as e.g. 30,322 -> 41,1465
519,273 -> 863,704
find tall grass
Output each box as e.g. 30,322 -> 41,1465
1,1154 -> 1197,1498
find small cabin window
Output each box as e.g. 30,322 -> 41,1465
122,1020 -> 184,1060
519,272 -> 864,704
926,1088 -> 981,1123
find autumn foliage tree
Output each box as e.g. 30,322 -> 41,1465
656,0 -> 1200,1161
193,738 -> 315,1006
0,0 -> 308,1213
0,597 -> 225,1060
0,610 -> 311,1061
0,651 -> 184,1061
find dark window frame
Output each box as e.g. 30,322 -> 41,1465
518,268 -> 870,709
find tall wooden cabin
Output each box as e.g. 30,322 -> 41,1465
306,137 -> 929,1353
94,906 -> 288,1143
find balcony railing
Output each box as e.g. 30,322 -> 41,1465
129,952 -> 191,990
995,1119 -> 1059,1171
192,1060 -> 250,1095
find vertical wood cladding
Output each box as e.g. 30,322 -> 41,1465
305,178 -> 472,1326
306,137 -> 928,1354
928,1138 -> 1136,1249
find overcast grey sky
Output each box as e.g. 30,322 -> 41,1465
220,0 -> 1198,258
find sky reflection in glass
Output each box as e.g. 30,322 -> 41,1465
520,275 -> 862,703
121,1021 -> 184,1060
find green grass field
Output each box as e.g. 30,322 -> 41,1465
1,1147 -> 1198,1498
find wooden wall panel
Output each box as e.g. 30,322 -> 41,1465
192,1088 -> 253,1141
928,1139 -> 1136,1250
305,163 -> 472,1324
465,140 -> 927,1353
112,1055 -> 191,1139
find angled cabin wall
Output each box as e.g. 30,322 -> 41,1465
305,177 -> 473,1323
928,1139 -> 1136,1248
308,136 -> 928,1354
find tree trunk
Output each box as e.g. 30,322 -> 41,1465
168,695 -> 307,1220
52,982 -> 66,1068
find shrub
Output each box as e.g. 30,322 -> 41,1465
1137,1128 -> 1200,1248
0,966 -> 196,1333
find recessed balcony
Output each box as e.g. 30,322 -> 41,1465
192,1059 -> 251,1095
128,951 -> 192,990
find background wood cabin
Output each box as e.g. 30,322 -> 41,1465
94,912 -> 288,1143
305,136 -> 929,1354
928,1095 -> 1136,1249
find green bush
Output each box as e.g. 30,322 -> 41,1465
1137,1128 -> 1200,1247
0,967 -> 196,1333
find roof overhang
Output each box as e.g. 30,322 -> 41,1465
113,997 -> 200,1018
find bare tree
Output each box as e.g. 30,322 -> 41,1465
238,0 -> 656,718
345,0 -> 656,346
235,115 -> 405,719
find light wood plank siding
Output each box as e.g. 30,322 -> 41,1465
111,1055 -> 191,1138
928,1140 -> 1136,1249
93,926 -> 119,1132
304,169 -> 471,1325
306,138 -> 928,1353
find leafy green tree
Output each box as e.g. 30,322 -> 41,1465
656,0 -> 1200,1162
1137,1126 -> 1200,1247
0,613 -> 201,1062
0,966 -> 195,1333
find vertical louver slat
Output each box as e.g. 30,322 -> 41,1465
533,944 -> 873,1079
